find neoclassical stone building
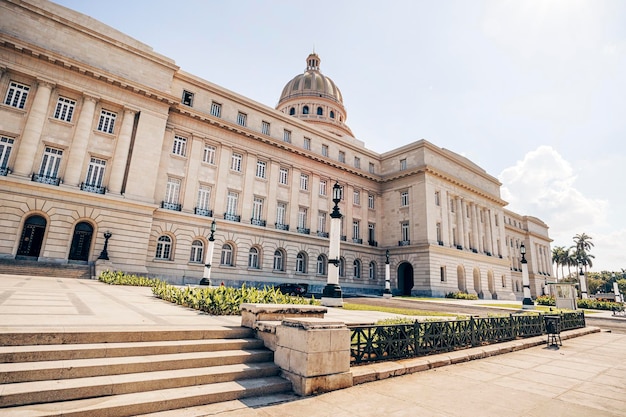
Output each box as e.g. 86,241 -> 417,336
0,0 -> 553,298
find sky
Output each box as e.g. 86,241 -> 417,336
53,0 -> 626,272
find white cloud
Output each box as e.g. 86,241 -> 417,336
499,146 -> 624,271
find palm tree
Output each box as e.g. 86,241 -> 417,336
572,233 -> 594,275
551,246 -> 568,280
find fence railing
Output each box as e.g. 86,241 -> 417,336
349,311 -> 585,365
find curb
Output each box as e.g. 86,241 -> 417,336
351,326 -> 601,385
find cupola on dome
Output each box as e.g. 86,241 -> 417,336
277,53 -> 353,138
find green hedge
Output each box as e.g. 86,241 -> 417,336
445,291 -> 479,300
99,271 -> 319,315
536,295 -> 623,311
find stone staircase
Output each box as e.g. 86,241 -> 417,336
0,258 -> 92,279
0,328 -> 292,416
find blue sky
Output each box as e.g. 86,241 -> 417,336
54,0 -> 626,272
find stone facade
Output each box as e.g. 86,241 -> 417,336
0,0 -> 552,299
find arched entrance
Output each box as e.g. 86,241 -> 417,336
17,215 -> 47,258
473,267 -> 483,299
397,262 -> 414,296
68,222 -> 94,262
457,265 -> 466,292
487,270 -> 495,299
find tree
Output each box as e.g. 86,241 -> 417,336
551,246 -> 568,280
571,233 -> 594,275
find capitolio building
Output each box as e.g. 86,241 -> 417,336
0,0 -> 554,299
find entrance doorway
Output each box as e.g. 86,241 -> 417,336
397,262 -> 414,295
68,222 -> 94,262
17,215 -> 47,258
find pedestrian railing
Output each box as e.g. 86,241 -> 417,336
349,311 -> 585,365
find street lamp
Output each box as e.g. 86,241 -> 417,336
578,259 -> 588,299
520,243 -> 534,309
322,181 -> 343,307
383,249 -> 392,298
203,219 -> 217,286
98,231 -> 112,260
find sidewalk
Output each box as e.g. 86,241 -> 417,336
1,274 -> 625,416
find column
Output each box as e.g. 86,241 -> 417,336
441,190 -> 450,246
471,203 -> 480,251
456,197 -> 464,248
64,94 -> 98,186
108,108 -> 136,194
13,79 -> 55,177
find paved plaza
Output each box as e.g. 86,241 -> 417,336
1,274 -> 625,416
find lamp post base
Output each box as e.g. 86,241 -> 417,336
522,297 -> 535,309
321,284 -> 343,307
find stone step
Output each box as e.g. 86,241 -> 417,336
0,349 -> 274,384
0,338 -> 264,363
0,258 -> 91,279
0,327 -> 254,346
0,362 -> 281,408
1,376 -> 292,417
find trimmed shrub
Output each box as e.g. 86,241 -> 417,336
445,291 -> 479,300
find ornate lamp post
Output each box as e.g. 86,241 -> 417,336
520,243 -> 534,309
98,231 -> 112,260
578,259 -> 588,299
203,220 -> 217,286
383,249 -> 392,298
322,181 -> 343,307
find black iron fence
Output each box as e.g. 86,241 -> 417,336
349,311 -> 585,365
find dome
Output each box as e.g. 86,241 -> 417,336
278,53 -> 344,105
277,53 -> 353,138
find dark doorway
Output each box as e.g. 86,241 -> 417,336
68,222 -> 94,262
397,262 -> 414,296
17,215 -> 47,258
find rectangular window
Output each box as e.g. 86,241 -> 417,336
436,222 -> 442,243
97,110 -> 116,134
300,173 -> 309,191
354,156 -> 361,169
435,191 -> 440,206
318,211 -> 327,233
338,151 -> 345,163
182,90 -> 194,106
203,144 -> 216,164
172,135 -> 187,156
353,190 -> 360,205
53,97 -> 76,122
237,112 -> 247,127
85,157 -> 106,186
165,177 -> 181,204
440,266 -> 446,282
276,202 -> 286,225
450,199 -> 455,212
231,152 -> 243,172
368,194 -> 375,210
226,191 -> 238,215
0,136 -> 15,169
39,147 -> 63,178
368,223 -> 375,242
4,81 -> 29,109
283,129 -> 291,143
303,137 -> 311,150
401,222 -> 410,242
401,191 -> 409,207
353,221 -> 360,239
261,120 -> 270,135
252,197 -> 264,220
210,102 -> 222,117
256,160 -> 266,178
298,207 -> 307,229
495,215 -> 499,227
279,167 -> 289,185
319,179 -> 327,196
369,162 -> 375,174
322,144 -> 329,157
197,185 -> 211,210
400,158 -> 407,170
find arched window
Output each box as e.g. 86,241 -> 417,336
302,106 -> 309,115
273,249 -> 284,271
296,252 -> 307,273
248,247 -> 260,269
317,254 -> 327,275
353,259 -> 361,278
369,261 -> 377,279
316,106 -> 323,116
220,243 -> 233,266
330,110 -> 335,119
190,239 -> 204,263
339,257 -> 345,277
156,235 -> 172,260
289,107 -> 295,116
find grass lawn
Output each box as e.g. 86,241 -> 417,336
343,302 -> 461,318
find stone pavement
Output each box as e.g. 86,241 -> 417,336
1,274 -> 625,416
